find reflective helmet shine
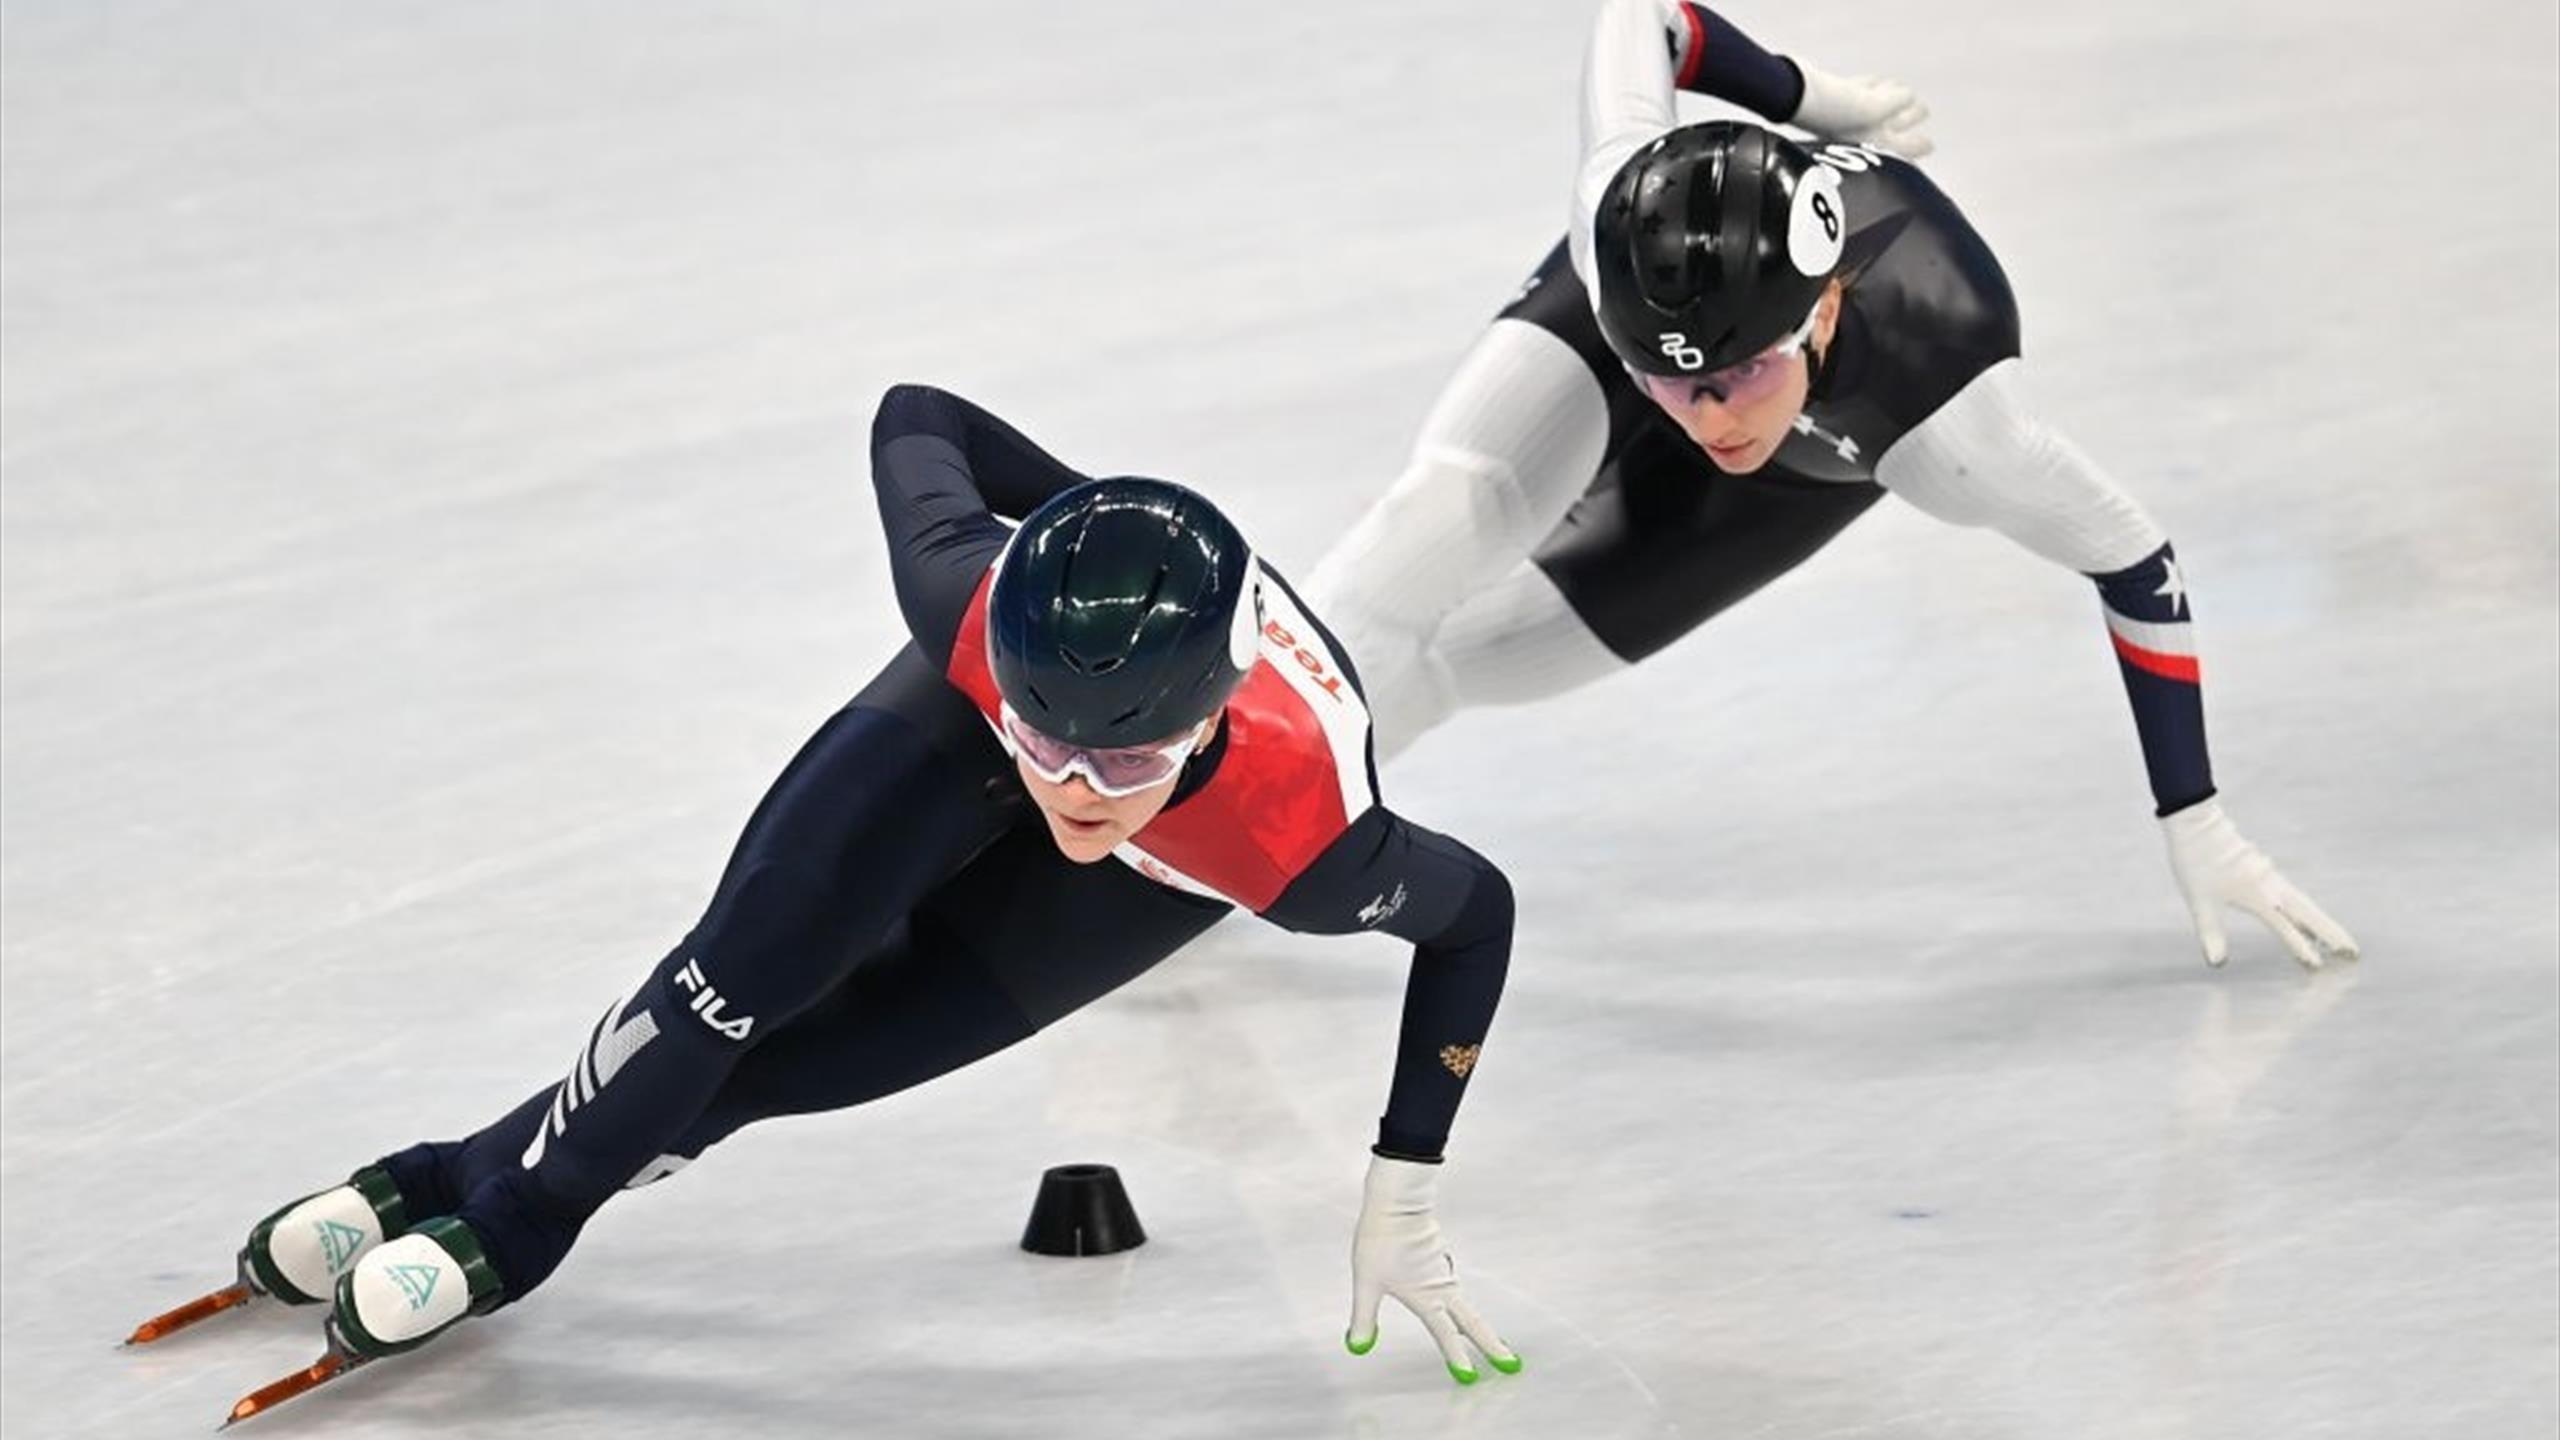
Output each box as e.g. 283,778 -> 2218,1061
988,478 -> 1261,748
1591,120 -> 1847,378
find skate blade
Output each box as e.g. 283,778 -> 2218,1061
221,1348 -> 362,1429
125,1283 -> 257,1345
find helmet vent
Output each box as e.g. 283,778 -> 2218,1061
1060,644 -> 1124,677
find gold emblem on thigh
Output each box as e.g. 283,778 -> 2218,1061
1438,1044 -> 1481,1079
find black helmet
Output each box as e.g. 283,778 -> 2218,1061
1590,121 -> 1846,377
988,477 -> 1261,747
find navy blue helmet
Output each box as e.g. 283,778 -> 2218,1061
988,478 -> 1261,747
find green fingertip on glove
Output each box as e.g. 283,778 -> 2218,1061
1343,1331 -> 1523,1381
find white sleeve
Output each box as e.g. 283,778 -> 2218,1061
1569,0 -> 1692,295
1872,358 -> 2168,574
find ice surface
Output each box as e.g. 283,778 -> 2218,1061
4,2 -> 2554,1436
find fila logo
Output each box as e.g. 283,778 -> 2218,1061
673,958 -> 755,1041
1657,332 -> 1706,371
1356,882 -> 1407,928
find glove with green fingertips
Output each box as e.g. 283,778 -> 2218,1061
1344,1153 -> 1520,1385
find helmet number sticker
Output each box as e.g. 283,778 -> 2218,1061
1657,332 -> 1705,371
1787,164 -> 1848,277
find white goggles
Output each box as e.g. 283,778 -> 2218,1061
997,702 -> 1208,798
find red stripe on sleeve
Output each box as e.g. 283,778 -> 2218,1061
1673,2 -> 1708,89
2111,632 -> 2201,684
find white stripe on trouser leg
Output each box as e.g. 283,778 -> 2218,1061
525,1092 -> 561,1169
522,990 -> 662,1171
590,994 -> 661,1081
573,1007 -> 608,1104
623,1154 -> 692,1190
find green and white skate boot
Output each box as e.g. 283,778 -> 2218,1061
220,1220 -> 506,1426
327,1217 -> 505,1359
243,1165 -> 410,1304
124,1165 -> 408,1345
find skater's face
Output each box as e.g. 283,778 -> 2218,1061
1019,715 -> 1217,863
1643,282 -> 1845,475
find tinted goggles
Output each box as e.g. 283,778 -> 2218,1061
1631,303 -> 1820,410
998,703 -> 1206,798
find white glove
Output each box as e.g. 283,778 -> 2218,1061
1791,63 -> 1935,159
2162,799 -> 2360,971
1344,1154 -> 1518,1385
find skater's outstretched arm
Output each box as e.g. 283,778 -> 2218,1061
1261,808 -> 1511,1162
870,382 -> 1098,668
1871,359 -> 2190,793
1872,360 -> 2359,970
1572,0 -> 1934,293
1260,805 -> 1518,1382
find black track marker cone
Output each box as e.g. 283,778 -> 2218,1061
1020,1163 -> 1146,1257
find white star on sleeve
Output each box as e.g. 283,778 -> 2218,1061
2154,556 -> 2188,616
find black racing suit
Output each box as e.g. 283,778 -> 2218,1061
377,385 -> 1513,1301
1328,0 -> 2211,813
1516,148 -> 2018,662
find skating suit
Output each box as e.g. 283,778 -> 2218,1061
1308,0 -> 2214,819
378,385 -> 1513,1300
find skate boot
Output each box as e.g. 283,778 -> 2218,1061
222,1219 -> 506,1426
329,1217 -> 505,1358
244,1165 -> 410,1304
125,1165 -> 409,1344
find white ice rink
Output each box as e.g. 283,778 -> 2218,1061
5,2 -> 2555,1436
